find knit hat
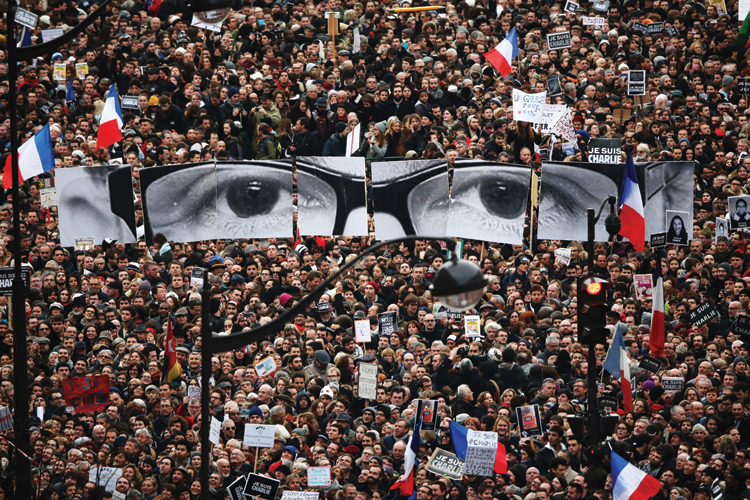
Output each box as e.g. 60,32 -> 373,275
228,87 -> 239,98
366,281 -> 380,293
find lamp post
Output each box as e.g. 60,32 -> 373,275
582,195 -> 620,447
5,2 -> 113,496
198,236 -> 485,500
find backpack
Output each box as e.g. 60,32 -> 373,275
262,136 -> 282,158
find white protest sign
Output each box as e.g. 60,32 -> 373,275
716,217 -> 729,242
89,467 -> 123,490
358,362 -> 378,400
188,385 -> 201,399
190,267 -> 205,288
209,416 -> 222,445
581,16 -> 605,26
307,466 -> 332,487
281,493 -> 319,500
464,430 -> 498,476
0,407 -> 12,431
353,27 -> 361,53
254,356 -> 277,377
550,109 -> 576,144
554,248 -> 571,266
743,0 -> 750,21
191,14 -> 223,32
41,186 -> 57,208
355,319 -> 371,342
537,104 -> 567,133
42,28 -> 64,43
243,424 -> 276,448
512,89 -> 547,124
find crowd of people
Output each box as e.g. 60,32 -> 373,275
4,0 -> 750,500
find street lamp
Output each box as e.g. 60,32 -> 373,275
199,236 -> 485,499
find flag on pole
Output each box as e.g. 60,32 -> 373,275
346,122 -> 360,156
483,27 -> 518,77
66,79 -> 76,113
3,124 -> 55,190
617,151 -> 645,251
390,410 -> 425,495
739,9 -> 750,49
650,256 -> 665,358
96,83 -> 123,150
611,451 -> 662,500
161,317 -> 182,387
449,420 -> 508,473
17,26 -> 31,48
603,322 -> 633,413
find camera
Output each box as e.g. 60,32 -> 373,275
457,345 -> 469,358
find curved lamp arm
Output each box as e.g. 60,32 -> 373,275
208,236 -> 457,354
16,0 -> 115,62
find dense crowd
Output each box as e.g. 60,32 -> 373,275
3,0 -> 750,500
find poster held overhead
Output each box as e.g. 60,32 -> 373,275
665,210 -> 690,245
729,195 -> 750,229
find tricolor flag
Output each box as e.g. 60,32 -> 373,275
96,83 -> 124,150
611,451 -> 662,500
650,257 -> 665,358
739,9 -> 750,49
617,151 -> 645,251
449,420 -> 508,474
603,322 -> 633,413
484,27 -> 518,78
390,410 -> 425,495
161,317 -> 182,387
66,79 -> 77,113
3,124 -> 55,191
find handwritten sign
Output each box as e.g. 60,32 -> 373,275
358,362 -> 378,400
89,467 -> 122,490
464,430 -> 498,476
209,416 -> 222,445
427,448 -> 464,480
512,89 -> 547,124
355,319 -> 371,342
41,28 -> 63,43
280,493 -> 319,500
307,466 -> 332,487
62,375 -> 110,413
581,16 -> 605,26
634,274 -> 653,300
243,424 -> 276,448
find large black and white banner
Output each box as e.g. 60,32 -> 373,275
538,161 -> 693,242
56,165 -> 139,246
446,160 -> 531,245
296,157 -> 367,236
139,161 -> 294,242
371,159 -> 449,239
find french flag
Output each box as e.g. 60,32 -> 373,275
617,151 -> 645,251
96,83 -> 123,150
449,420 -> 507,474
3,124 -> 55,191
611,451 -> 661,500
603,323 -> 633,413
650,256 -> 665,357
390,410 -> 425,495
484,27 -> 518,78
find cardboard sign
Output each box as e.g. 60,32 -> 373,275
415,399 -> 438,431
16,9 -> 38,29
307,466 -> 332,487
734,315 -> 750,339
0,267 -> 30,295
650,232 -> 667,248
89,467 -> 122,490
76,63 -> 89,80
244,473 -> 280,500
121,95 -> 140,110
427,448 -> 464,480
464,430 -> 498,476
716,217 -> 729,242
547,31 -> 572,50
588,139 -> 622,164
512,89 -> 547,124
564,0 -> 579,12
62,375 -> 110,413
639,355 -> 663,373
243,424 -> 276,448
581,16 -> 605,26
464,315 -> 481,338
227,476 -> 247,500
378,311 -> 397,336
689,301 -> 719,327
42,28 -> 64,42
516,404 -> 543,437
661,377 -> 684,392
254,355 -> 277,378
209,416 -> 222,445
355,319 -> 371,342
627,70 -> 646,96
0,407 -> 13,431
358,362 -> 378,400
634,274 -> 653,300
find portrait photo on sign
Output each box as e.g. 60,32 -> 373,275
538,161 -> 693,242
665,210 -> 690,245
371,159 -> 449,239
446,159 -> 531,245
295,157 -> 367,236
56,164 -> 139,247
729,195 -> 750,229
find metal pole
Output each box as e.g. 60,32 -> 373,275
8,4 -> 31,497
586,208 -> 600,447
200,269 -> 211,500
